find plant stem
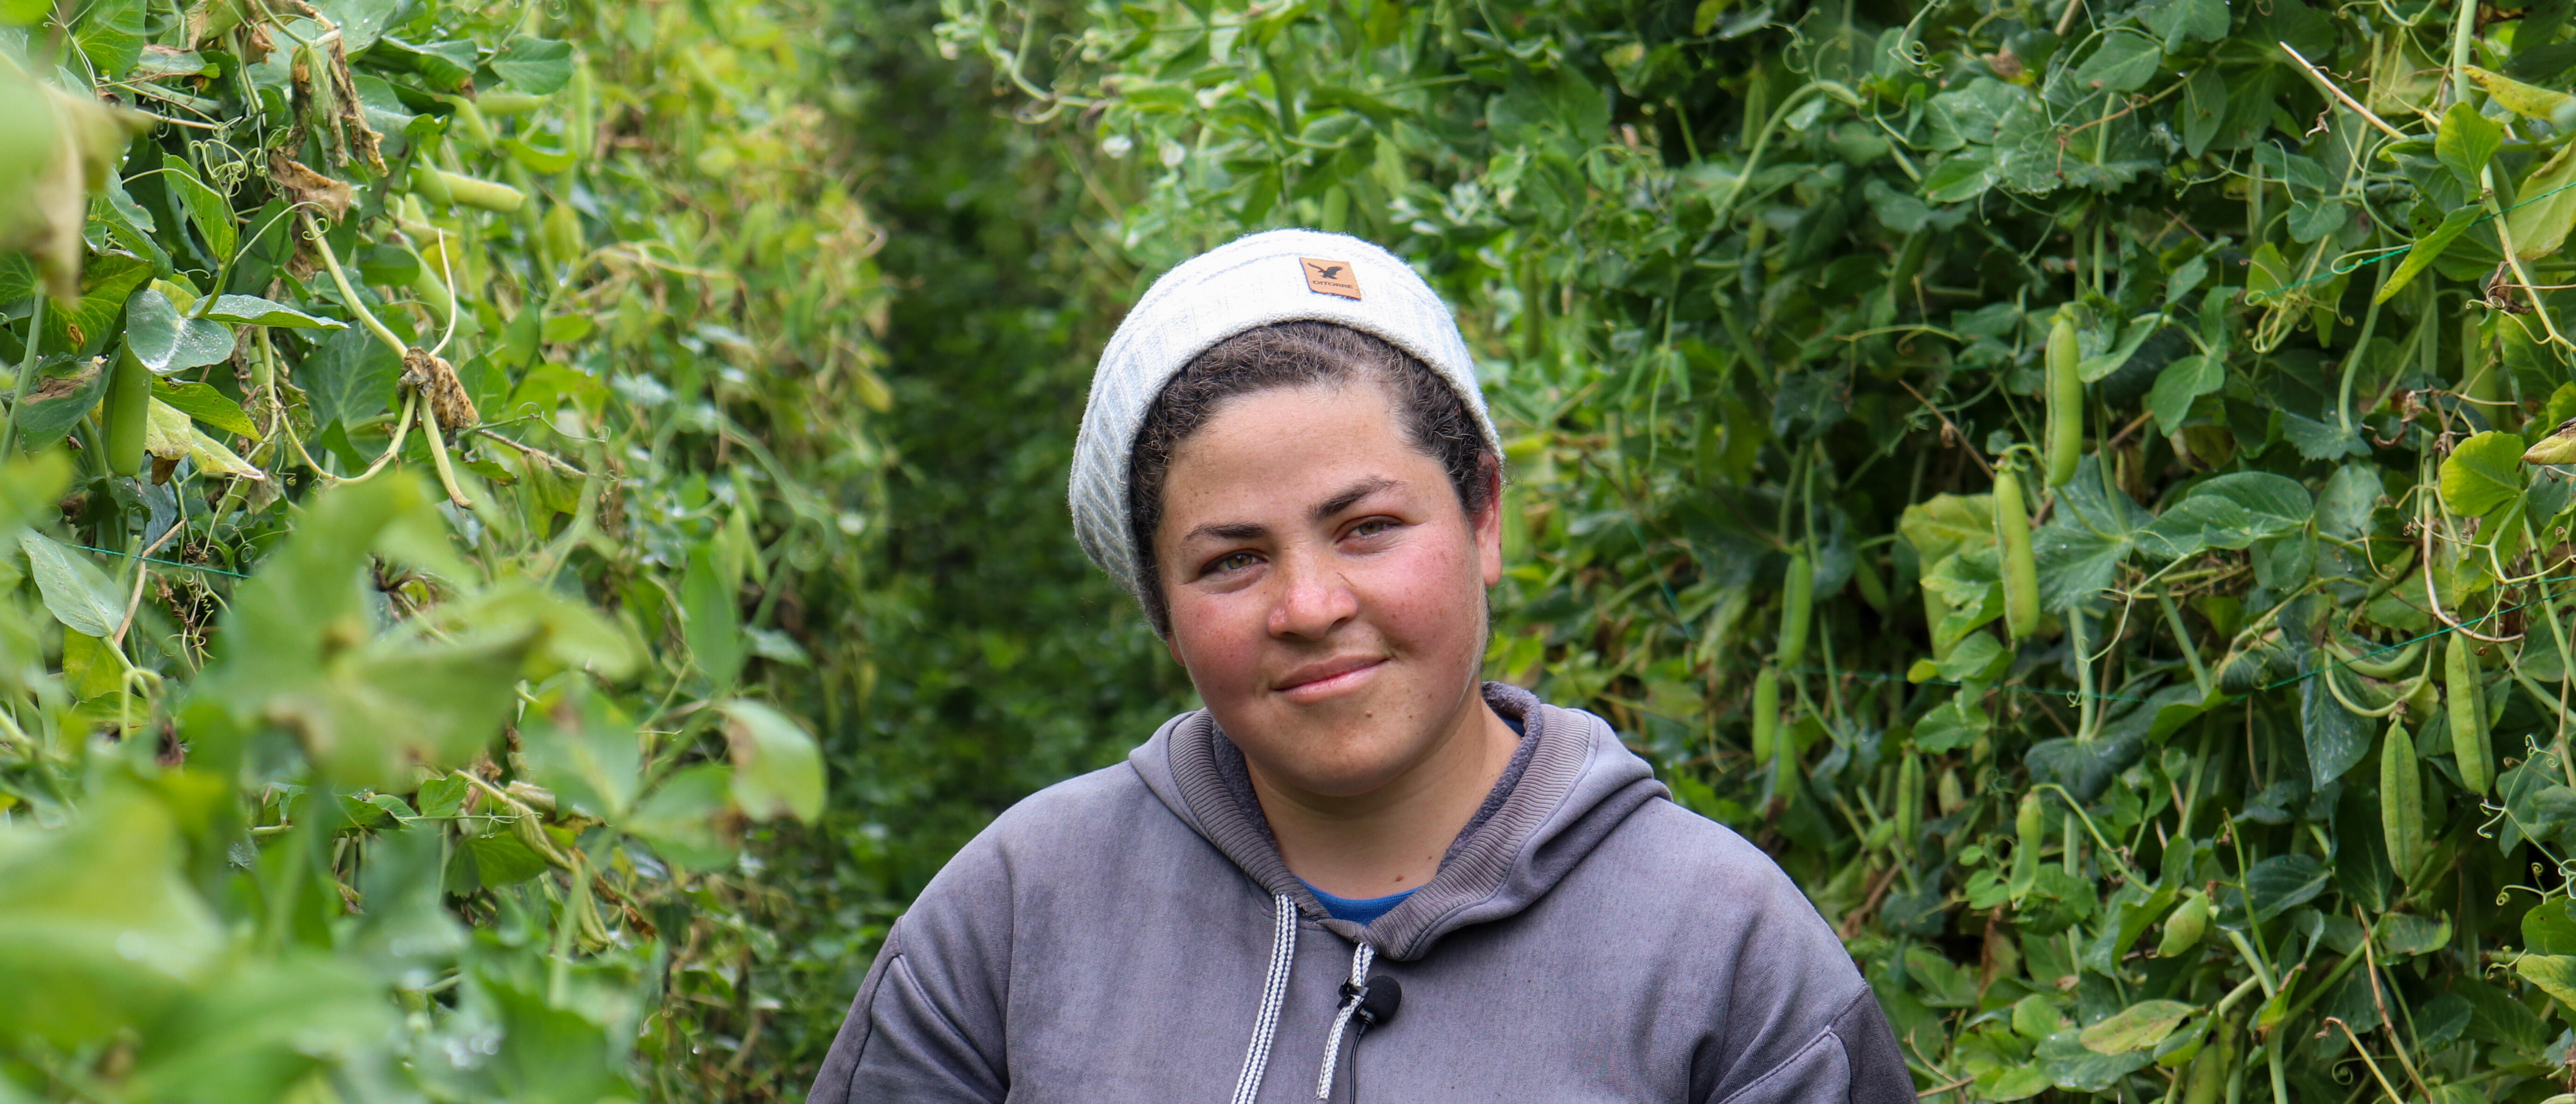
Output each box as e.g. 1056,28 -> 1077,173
2159,586 -> 2213,699
1,293 -> 48,456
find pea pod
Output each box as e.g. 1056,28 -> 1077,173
1750,667 -> 1780,765
2157,891 -> 2210,957
1851,551 -> 1889,613
1894,751 -> 1922,856
1937,766 -> 1965,815
2045,312 -> 2083,486
2010,792 -> 2044,898
2326,632 -> 2426,679
99,346 -> 151,477
1994,460 -> 2040,639
2180,1018 -> 2232,1104
2382,722 -> 2428,880
2449,632 -> 2493,796
410,165 -> 526,213
1777,550 -> 1812,667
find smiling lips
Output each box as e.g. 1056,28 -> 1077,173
1275,655 -> 1388,700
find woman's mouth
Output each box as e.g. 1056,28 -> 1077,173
1274,656 -> 1388,701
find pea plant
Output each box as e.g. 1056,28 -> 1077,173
0,0 -> 887,1098
952,0 -> 2576,1098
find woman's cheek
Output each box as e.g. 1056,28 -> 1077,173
1172,590 -> 1269,699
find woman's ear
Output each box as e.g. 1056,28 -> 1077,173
1472,453 -> 1504,587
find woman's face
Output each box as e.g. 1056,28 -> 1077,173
1153,381 -> 1501,799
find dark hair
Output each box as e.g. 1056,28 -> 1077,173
1128,320 -> 1499,634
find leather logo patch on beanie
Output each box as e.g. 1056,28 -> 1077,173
1300,257 -> 1361,299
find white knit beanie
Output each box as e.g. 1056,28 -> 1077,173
1069,228 -> 1500,610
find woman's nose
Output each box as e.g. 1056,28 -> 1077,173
1268,553 -> 1358,639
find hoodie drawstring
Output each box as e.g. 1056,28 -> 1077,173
1232,894 -> 1298,1104
1313,940 -> 1376,1099
1233,893 -> 1383,1103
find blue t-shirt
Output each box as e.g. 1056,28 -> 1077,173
1299,713 -> 1527,925
1301,882 -> 1416,925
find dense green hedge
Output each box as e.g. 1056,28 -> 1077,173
0,0 -> 890,1098
931,0 -> 2576,1099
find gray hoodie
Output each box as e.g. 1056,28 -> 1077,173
808,683 -> 1914,1103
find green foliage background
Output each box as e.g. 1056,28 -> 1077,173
30,0 -> 2576,1100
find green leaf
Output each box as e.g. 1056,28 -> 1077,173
681,543 -> 744,687
721,699 -> 826,823
313,0 -> 399,52
2516,954 -> 2576,1009
2376,204 -> 2480,304
522,690 -> 639,821
123,289 -> 234,373
2036,1031 -> 2152,1091
1914,691 -> 1993,753
2379,913 -> 2452,957
194,295 -> 345,328
2136,473 -> 2312,559
2146,354 -> 2222,436
2466,65 -> 2575,122
625,764 -> 734,871
48,253 -> 152,353
2076,314 -> 2160,382
2079,1000 -> 2196,1054
2071,31 -> 2163,93
2243,854 -> 2329,922
2301,657 -> 2373,785
2316,464 -> 2382,539
464,830 -> 549,887
493,35 -> 576,94
71,0 -> 143,77
2180,68 -> 2225,156
0,786 -> 224,1044
1921,147 -> 1997,204
1898,493 -> 1995,566
18,532 -> 123,638
2527,899 -> 2576,955
9,355 -> 110,451
161,164 -> 237,260
153,380 -> 259,439
2508,143 -> 2576,260
301,324 -> 403,431
2438,101 -> 2503,188
2138,0 -> 2227,49
2441,430 -> 2527,517
375,36 -> 480,90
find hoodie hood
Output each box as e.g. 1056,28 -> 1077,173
1127,681 -> 1667,961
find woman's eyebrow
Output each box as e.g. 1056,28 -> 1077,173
1312,476 -> 1400,521
1183,521 -> 1267,543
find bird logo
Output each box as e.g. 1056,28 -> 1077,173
1299,257 -> 1361,299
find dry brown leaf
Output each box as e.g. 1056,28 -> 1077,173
0,69 -> 155,301
268,149 -> 353,222
403,346 -> 479,432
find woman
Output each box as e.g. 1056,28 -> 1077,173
810,229 -> 1911,1103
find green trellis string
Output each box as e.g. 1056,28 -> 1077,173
1782,573 -> 2576,705
2244,174 -> 2576,305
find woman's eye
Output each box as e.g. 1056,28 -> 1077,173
1209,551 -> 1259,574
1348,519 -> 1394,539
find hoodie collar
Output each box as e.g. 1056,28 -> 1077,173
1128,682 -> 1667,961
